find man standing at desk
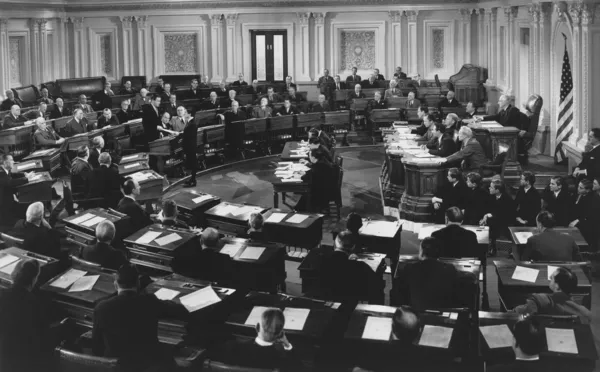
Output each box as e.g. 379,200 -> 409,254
218,100 -> 247,152
0,154 -> 30,226
181,106 -> 198,188
317,68 -> 335,101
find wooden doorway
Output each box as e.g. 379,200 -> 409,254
251,30 -> 288,82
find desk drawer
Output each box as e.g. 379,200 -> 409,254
128,247 -> 173,272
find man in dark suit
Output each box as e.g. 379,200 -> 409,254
80,220 -> 128,269
162,94 -> 179,118
393,66 -> 408,79
2,105 -> 28,129
345,84 -> 366,108
465,101 -> 477,119
432,207 -> 479,258
444,126 -> 488,172
366,91 -> 387,112
70,145 -> 93,195
88,136 -> 104,169
49,97 -> 71,119
199,75 -> 211,89
515,171 -> 542,226
397,237 -> 458,311
92,264 -> 187,371
89,152 -> 122,209
384,79 -> 403,99
276,99 -> 299,116
481,94 -> 521,127
117,179 -> 154,232
24,102 -> 48,121
217,100 -> 248,150
33,118 -> 64,150
569,179 -> 600,250
142,95 -> 162,146
158,200 -> 190,229
463,172 -> 491,226
118,80 -> 137,95
186,79 -> 201,100
345,66 -> 362,85
131,89 -> 151,112
0,89 -> 22,110
202,92 -> 221,111
332,75 -> 347,92
181,107 -> 198,188
283,76 -> 297,94
437,90 -> 461,112
404,91 -> 421,108
427,123 -> 457,157
0,154 -> 30,226
295,148 -> 335,213
61,109 -> 93,137
154,78 -> 165,94
311,94 -> 331,113
544,176 -> 571,226
216,81 -> 229,97
481,179 -> 517,255
91,83 -> 113,111
158,83 -> 173,103
261,87 -> 282,106
73,94 -> 94,114
37,88 -> 54,105
573,128 -> 600,181
317,68 -> 335,100
285,87 -> 305,107
431,168 -> 467,223
231,73 -> 248,87
97,108 -> 119,129
361,74 -> 379,89
12,202 -> 62,258
518,211 -> 582,262
245,79 -> 262,96
220,89 -> 238,110
373,68 -> 385,80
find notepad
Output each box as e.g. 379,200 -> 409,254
265,213 -> 287,224
239,247 -> 265,260
359,221 -> 399,238
245,306 -> 270,325
154,288 -> 180,301
418,325 -> 453,348
362,316 -> 392,340
192,195 -> 212,204
0,260 -> 20,275
286,214 -> 309,224
135,231 -> 163,245
511,266 -> 539,283
179,286 -> 222,313
283,308 -> 310,331
124,163 -> 139,169
69,275 -> 99,292
69,213 -> 95,225
480,324 -> 514,349
547,265 -> 560,280
155,233 -> 182,246
0,254 -> 20,269
232,206 -> 256,217
220,244 -> 243,258
216,204 -> 238,216
546,328 -> 578,354
50,269 -> 87,289
81,216 -> 106,227
514,231 -> 533,244
130,172 -> 151,182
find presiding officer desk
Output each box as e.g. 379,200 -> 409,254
268,157 -> 311,209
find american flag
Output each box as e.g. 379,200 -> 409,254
555,33 -> 573,164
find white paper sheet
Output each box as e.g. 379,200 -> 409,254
17,162 -> 36,170
68,275 -> 99,292
480,324 -> 514,349
245,306 -> 270,325
265,213 -> 287,224
49,269 -> 87,289
286,214 -> 309,224
129,171 -> 151,182
216,204 -> 240,216
81,216 -> 106,227
0,260 -> 20,275
135,231 -> 163,245
69,213 -> 95,225
239,247 -> 265,260
281,179 -> 302,183
154,288 -> 180,301
121,154 -> 138,161
220,244 -> 243,258
511,266 -> 539,283
417,224 -> 442,240
192,195 -> 213,204
232,206 -> 257,217
418,325 -> 453,348
278,162 -> 293,166
283,308 -> 310,331
547,265 -> 560,280
359,221 -> 399,238
355,304 -> 397,314
0,254 -> 20,269
546,328 -> 578,354
28,173 -> 43,182
179,286 -> 222,313
155,233 -> 182,246
362,316 -> 392,340
514,231 -> 534,244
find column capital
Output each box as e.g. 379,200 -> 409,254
388,10 -> 403,23
405,10 -> 419,22
313,12 -> 326,24
210,14 -> 223,26
568,2 -> 584,26
69,17 -> 84,29
503,6 -> 518,21
119,16 -> 134,29
296,12 -> 311,24
540,2 -> 552,23
225,13 -> 238,26
0,19 -> 8,32
581,3 -> 596,26
37,18 -> 48,30
528,4 -> 540,23
135,15 -> 148,28
555,2 -> 568,22
459,8 -> 474,22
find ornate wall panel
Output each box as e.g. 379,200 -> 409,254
9,36 -> 21,85
432,28 -> 445,68
340,31 -> 375,71
423,20 -> 454,79
164,33 -> 197,73
99,34 -> 112,76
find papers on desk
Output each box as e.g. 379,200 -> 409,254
192,195 -> 213,204
135,231 -> 163,245
418,325 -> 453,348
511,266 -> 539,283
286,214 -> 309,224
31,148 -> 54,156
0,260 -> 20,275
69,213 -> 95,225
359,220 -> 399,238
362,316 -> 392,340
278,162 -> 293,166
480,121 -> 502,128
81,216 -> 106,228
239,247 -> 265,260
290,163 -> 310,172
232,205 -> 257,217
413,152 -> 435,158
124,162 -> 139,169
121,154 -> 138,162
480,324 -> 514,349
245,306 -> 270,325
290,154 -> 306,158
0,254 -> 20,270
220,243 -> 243,258
265,213 -> 287,224
155,233 -> 182,246
17,162 -> 36,170
283,308 -> 310,331
129,171 -> 152,183
28,173 -> 44,182
514,231 -> 534,244
179,286 -> 222,313
357,256 -> 380,272
49,269 -> 87,289
546,328 -> 578,354
215,204 -> 239,216
68,275 -> 99,292
154,288 -> 180,301
355,304 -> 396,314
548,265 -> 560,280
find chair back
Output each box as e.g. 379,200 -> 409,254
434,74 -> 442,88
203,360 -> 278,372
0,232 -> 25,248
522,94 -> 543,149
55,346 -> 120,372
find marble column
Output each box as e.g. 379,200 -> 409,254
406,10 -> 418,76
568,3 -> 581,146
487,8 -> 498,84
70,17 -> 85,78
503,7 -> 518,91
29,19 -> 41,84
57,17 -> 69,79
458,9 -> 473,66
0,19 -> 9,94
477,9 -> 486,67
225,14 -> 239,82
38,19 -> 48,82
296,12 -> 311,81
135,16 -> 149,79
528,5 -> 540,95
119,16 -> 134,77
210,14 -> 224,83
313,12 -> 326,79
538,3 -> 551,129
388,11 -> 402,77
579,4 -> 594,147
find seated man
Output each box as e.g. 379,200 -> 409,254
394,66 -> 408,79
33,117 -> 65,150
464,101 -> 477,119
89,152 -> 122,209
411,106 -> 429,135
162,94 -> 179,118
0,89 -> 23,110
217,100 -> 248,149
220,89 -> 238,110
307,137 -> 333,164
80,220 -> 127,270
486,318 -> 546,372
480,179 -> 516,256
431,168 -> 467,222
416,113 -> 435,142
444,126 -> 487,172
432,207 -> 479,259
247,212 -> 265,241
345,212 -> 363,251
285,87 -> 305,107
188,79 -> 202,99
283,76 -> 297,93
131,89 -> 151,112
261,86 -> 282,105
543,176 -> 571,227
97,108 -> 119,129
311,94 -> 331,113
384,79 -> 403,99
155,78 -> 165,94
397,237 -> 457,311
519,211 -> 582,262
38,87 -> 54,105
214,308 -> 295,370
360,74 -> 379,89
346,67 -> 362,85
49,97 -> 71,119
405,91 -> 421,109
0,154 -> 30,226
252,97 -> 273,118
231,72 -> 248,87
70,145 -> 93,195
12,202 -> 62,259
276,98 -> 299,116
202,91 -> 221,111
73,94 -> 94,114
463,172 -> 491,225
2,105 -> 28,129
92,264 -> 187,371
513,267 -> 591,322
115,99 -> 133,124
366,91 -> 387,118
91,83 -> 113,111
437,90 -> 461,111
345,84 -> 366,108
158,199 -> 189,229
515,171 -> 541,227
61,109 -> 93,137
118,80 -> 137,95
427,123 -> 457,157
569,179 -> 600,250
199,75 -> 211,89
24,102 -> 48,121
481,94 -> 521,127
308,127 -> 334,150
169,106 -> 191,132
216,81 -> 229,97
294,148 -> 335,213
158,83 -> 173,103
117,179 -> 154,232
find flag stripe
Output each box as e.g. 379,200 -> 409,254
555,42 -> 573,163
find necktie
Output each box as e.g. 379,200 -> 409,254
576,195 -> 582,204
410,101 -> 413,106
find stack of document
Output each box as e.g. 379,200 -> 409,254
129,171 -> 152,183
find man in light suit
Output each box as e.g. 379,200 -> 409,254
317,69 -> 335,101
444,126 -> 487,172
405,91 -> 421,108
345,66 -> 361,85
131,89 -> 151,112
169,106 -> 191,132
385,80 -> 403,100
518,211 -> 582,262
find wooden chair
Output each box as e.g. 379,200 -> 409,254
519,94 -> 543,165
203,359 -> 279,372
0,232 -> 25,248
55,346 -> 119,372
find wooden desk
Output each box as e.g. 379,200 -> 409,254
63,208 -> 131,248
0,124 -> 35,160
358,219 -> 403,258
118,152 -> 148,165
418,224 -> 489,263
280,141 -> 308,161
204,202 -> 269,236
148,135 -> 182,156
269,115 -> 295,140
64,129 -> 104,151
122,119 -> 144,138
265,161 -> 310,208
118,160 -> 150,176
124,224 -> 200,273
508,226 -> 589,254
399,156 -> 446,222
262,209 -> 323,250
128,170 -> 164,201
493,260 -> 591,311
14,158 -> 45,173
17,171 -> 54,203
164,190 -> 221,227
0,247 -> 63,289
322,111 -> 350,135
23,148 -> 62,173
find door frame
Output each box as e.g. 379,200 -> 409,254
250,30 -> 289,82
242,23 -> 295,84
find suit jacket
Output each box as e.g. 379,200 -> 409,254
115,109 -> 133,124
520,229 -> 582,262
437,98 -> 461,111
285,94 -> 305,104
261,93 -> 282,105
2,114 -> 27,129
231,80 -> 248,87
463,186 -> 492,225
375,74 -> 385,81
332,81 -> 347,91
201,99 -> 221,111
159,91 -> 173,103
187,88 -> 202,100
311,102 -> 331,113
117,196 -> 154,232
0,169 -> 28,223
160,219 -> 190,230
181,118 -> 197,154
398,259 -> 458,311
97,116 -> 119,129
488,193 -> 517,227
412,122 -> 427,136
216,88 -> 229,97
432,224 -> 479,259
301,160 -> 335,210
483,105 -> 521,127
435,180 -> 468,211
571,192 -> 600,249
172,247 -> 233,284
168,116 -> 186,132
544,189 -> 571,227
80,242 -> 127,270
49,105 -> 71,120
88,148 -> 100,169
222,110 -> 248,146
71,158 -> 93,194
577,145 -> 600,181
276,105 -> 299,116
62,117 -> 93,137
345,74 -> 362,85
131,95 -> 151,112
515,186 -> 542,226
92,291 -> 187,369
216,339 -> 297,371
252,106 -> 273,118
141,104 -> 162,143
513,291 -> 592,323
346,91 -> 366,107
24,109 -> 46,120
394,72 -> 408,79
34,128 -> 61,149
366,99 -> 387,113
405,98 -> 421,108
317,75 -> 335,95
73,103 -> 94,114
12,220 -> 62,259
361,80 -> 379,89
429,133 -> 457,157
220,97 -> 237,109
91,91 -> 112,111
445,137 -> 487,171
89,165 -> 122,209
38,97 -> 54,105
118,87 -> 137,95
162,103 -> 179,118
0,98 -> 23,111
282,83 -> 297,93
384,88 -> 403,99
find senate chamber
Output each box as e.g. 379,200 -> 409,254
0,0 -> 599,371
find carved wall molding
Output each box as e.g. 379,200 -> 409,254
568,2 -> 582,26
296,12 -> 311,24
554,2 -> 567,22
135,15 -> 148,28
388,10 -> 402,22
459,8 -> 473,22
210,14 -> 223,26
225,13 -> 238,26
313,12 -> 326,24
119,16 -> 134,28
503,6 -> 517,21
406,10 -> 419,22
69,16 -> 84,29
581,3 -> 595,26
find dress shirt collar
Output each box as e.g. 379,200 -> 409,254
515,355 -> 540,361
554,190 -> 560,198
495,194 -> 502,200
524,185 -> 531,193
255,337 -> 273,347
592,144 -> 600,150
124,194 -> 136,202
1,166 -> 9,175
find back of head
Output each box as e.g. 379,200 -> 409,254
459,126 -> 473,139
116,263 -> 139,290
249,212 -> 264,230
96,220 -> 116,243
513,318 -> 544,356
346,212 -> 363,234
419,237 -> 441,260
12,259 -> 40,288
445,206 -> 464,224
536,211 -> 556,229
334,230 -> 355,253
76,145 -> 89,159
391,306 -> 420,342
161,199 -> 178,219
554,266 -> 578,295
25,202 -> 44,225
98,152 -> 111,166
259,308 -> 285,342
200,227 -> 220,248
122,178 -> 135,196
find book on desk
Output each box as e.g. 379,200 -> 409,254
127,170 -> 165,201
13,158 -> 45,173
118,152 -> 149,165
163,190 -> 221,227
63,208 -> 131,247
23,147 -> 62,173
118,161 -> 150,176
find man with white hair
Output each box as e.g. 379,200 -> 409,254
89,152 -> 122,209
405,91 -> 420,108
311,94 -> 331,113
232,73 -> 248,87
33,117 -> 64,149
202,91 -> 220,111
221,89 -> 238,109
89,136 -> 105,169
217,81 -> 228,97
2,105 -> 27,129
12,202 -> 61,258
246,79 -> 262,95
480,94 -> 521,127
169,106 -> 189,132
0,154 -> 31,225
218,101 -> 248,151
438,90 -> 461,111
118,80 -> 137,95
0,89 -> 22,110
38,87 -> 54,105
97,108 -> 119,129
443,126 -> 487,171
131,88 -> 151,112
385,79 -> 403,99
49,97 -> 71,120
80,220 -> 127,269
361,73 -> 379,89
199,75 -> 211,89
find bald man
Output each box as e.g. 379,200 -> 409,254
74,94 -> 94,114
80,220 -> 127,270
2,105 -> 27,129
311,94 -> 331,113
12,202 -> 62,258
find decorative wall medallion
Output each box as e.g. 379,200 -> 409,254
340,31 -> 375,70
164,33 -> 198,73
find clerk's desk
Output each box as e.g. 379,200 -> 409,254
127,169 -> 165,202
280,141 -> 308,162
117,159 -> 150,177
204,202 -> 269,236
266,162 -> 310,209
262,209 -> 323,251
492,260 -> 591,311
118,152 -> 149,165
163,190 -> 221,227
509,226 -> 589,254
479,311 -> 598,369
63,208 -> 131,248
0,248 -> 63,289
23,148 -> 62,173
